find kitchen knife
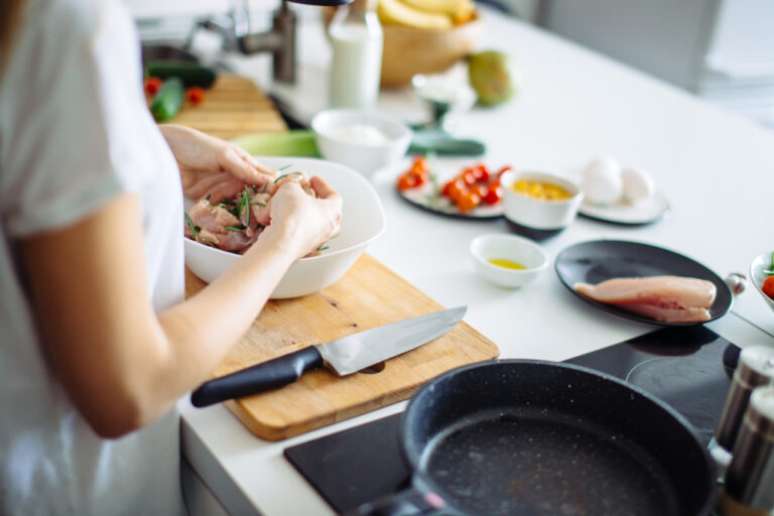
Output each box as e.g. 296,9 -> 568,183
190,306 -> 467,408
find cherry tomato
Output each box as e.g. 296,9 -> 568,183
397,174 -> 418,191
483,185 -> 503,205
457,191 -> 481,213
441,180 -> 454,198
144,76 -> 162,96
472,164 -> 490,183
411,157 -> 429,174
470,184 -> 488,198
447,179 -> 467,203
461,170 -> 477,186
186,87 -> 206,105
410,170 -> 427,187
763,276 -> 774,299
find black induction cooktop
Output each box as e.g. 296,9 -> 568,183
284,326 -> 737,514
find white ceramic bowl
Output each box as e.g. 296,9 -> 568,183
184,157 -> 385,299
312,109 -> 412,177
470,234 -> 549,288
500,171 -> 583,238
750,252 -> 774,313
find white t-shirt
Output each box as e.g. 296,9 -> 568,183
0,0 -> 186,514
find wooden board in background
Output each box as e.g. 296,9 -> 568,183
186,254 -> 499,441
172,74 -> 286,139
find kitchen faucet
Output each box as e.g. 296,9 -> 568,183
185,0 -> 351,84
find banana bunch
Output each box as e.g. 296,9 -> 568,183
378,0 -> 476,30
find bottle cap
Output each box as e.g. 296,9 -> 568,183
737,346 -> 774,387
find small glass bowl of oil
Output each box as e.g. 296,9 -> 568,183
470,234 -> 548,288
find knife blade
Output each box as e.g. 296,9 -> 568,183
190,306 -> 466,408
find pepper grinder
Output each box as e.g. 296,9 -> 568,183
716,346 -> 774,451
719,386 -> 774,516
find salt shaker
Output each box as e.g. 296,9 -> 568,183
722,386 -> 774,513
715,346 -> 774,451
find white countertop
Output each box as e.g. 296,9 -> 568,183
179,8 -> 774,516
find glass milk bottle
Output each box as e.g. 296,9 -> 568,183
328,0 -> 383,109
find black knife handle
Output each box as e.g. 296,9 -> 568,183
190,347 -> 324,408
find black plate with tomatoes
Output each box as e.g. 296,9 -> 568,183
396,157 -> 511,220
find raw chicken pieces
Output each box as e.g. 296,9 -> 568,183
185,169 -> 320,256
574,276 -> 717,323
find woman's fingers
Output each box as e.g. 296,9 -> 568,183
185,172 -> 234,200
309,176 -> 339,200
219,146 -> 276,186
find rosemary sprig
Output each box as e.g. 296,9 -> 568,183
277,164 -> 293,172
239,188 -> 251,226
184,213 -> 200,237
273,171 -> 303,184
225,225 -> 246,232
317,244 -> 330,252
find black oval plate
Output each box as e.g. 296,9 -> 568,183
555,240 -> 733,327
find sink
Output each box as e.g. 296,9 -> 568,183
141,44 -> 199,65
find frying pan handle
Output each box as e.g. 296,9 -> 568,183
350,487 -> 446,516
725,273 -> 747,297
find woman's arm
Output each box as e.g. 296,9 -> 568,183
19,179 -> 340,438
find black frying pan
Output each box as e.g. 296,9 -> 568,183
555,240 -> 734,327
353,360 -> 716,516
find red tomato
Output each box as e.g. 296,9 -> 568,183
483,185 -> 503,205
447,179 -> 467,203
441,180 -> 454,197
410,170 -> 427,187
472,164 -> 490,183
457,191 -> 481,213
144,76 -> 162,96
411,157 -> 428,174
186,87 -> 206,105
461,170 -> 477,186
763,276 -> 774,299
397,174 -> 418,191
470,184 -> 488,198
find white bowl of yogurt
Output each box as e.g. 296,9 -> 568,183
312,109 -> 412,176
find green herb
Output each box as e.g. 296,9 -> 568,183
277,164 -> 293,172
184,213 -> 200,237
225,225 -> 246,232
765,252 -> 774,275
273,171 -> 303,184
317,244 -> 330,252
238,188 -> 251,226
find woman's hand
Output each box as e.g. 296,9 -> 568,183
159,124 -> 275,202
259,177 -> 342,260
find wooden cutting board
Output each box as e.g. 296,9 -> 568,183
168,74 -> 287,139
186,255 -> 499,441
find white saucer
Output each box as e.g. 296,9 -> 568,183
579,191 -> 670,225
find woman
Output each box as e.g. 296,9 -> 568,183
0,0 -> 342,515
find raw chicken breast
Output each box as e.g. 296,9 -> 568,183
573,276 -> 717,323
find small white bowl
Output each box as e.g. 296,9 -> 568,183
312,109 -> 412,177
470,234 -> 549,288
500,171 -> 583,239
750,252 -> 774,313
184,157 -> 385,299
